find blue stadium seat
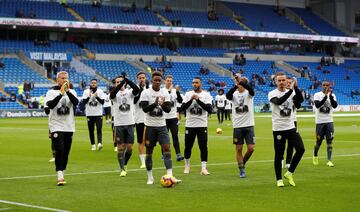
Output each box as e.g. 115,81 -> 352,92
223,2 -> 312,34
85,43 -> 173,55
70,4 -> 163,25
160,9 -> 244,30
0,0 -> 76,21
290,7 -> 346,36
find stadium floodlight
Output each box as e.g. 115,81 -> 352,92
114,30 -> 118,34
65,28 -> 69,31
159,32 -> 163,36
12,25 -> 16,29
201,34 -> 205,38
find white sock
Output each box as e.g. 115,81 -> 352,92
140,154 -> 145,165
185,159 -> 190,167
147,170 -> 153,179
201,161 -> 207,169
57,171 -> 64,179
167,169 -> 173,176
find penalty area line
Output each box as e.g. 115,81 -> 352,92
0,153 -> 360,181
0,200 -> 69,212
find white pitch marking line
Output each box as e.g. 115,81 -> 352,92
0,208 -> 11,211
0,200 -> 69,212
0,153 -> 359,181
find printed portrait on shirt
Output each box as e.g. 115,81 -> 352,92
89,97 -> 98,107
319,100 -> 331,114
235,96 -> 249,114
279,99 -> 292,117
150,106 -> 163,117
119,96 -> 130,112
57,97 -> 70,115
190,103 -> 202,115
169,94 -> 176,107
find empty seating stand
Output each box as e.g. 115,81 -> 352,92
0,0 -> 76,21
69,3 -> 163,25
224,2 -> 312,34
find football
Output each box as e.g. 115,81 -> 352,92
160,175 -> 175,188
216,128 -> 223,134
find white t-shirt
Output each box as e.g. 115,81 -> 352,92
314,91 -> 336,124
139,87 -> 170,127
164,88 -> 178,119
111,89 -> 135,126
225,100 -> 232,110
215,94 -> 226,108
46,89 -> 77,133
231,90 -> 254,128
103,93 -> 111,108
82,88 -> 105,116
268,88 -> 295,131
184,90 -> 212,128
134,85 -> 146,124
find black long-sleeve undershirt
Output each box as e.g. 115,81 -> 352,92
196,99 -> 212,113
226,86 -> 237,100
176,91 -> 183,103
110,81 -> 125,99
270,89 -> 293,105
47,94 -> 62,109
82,97 -> 90,105
125,78 -> 140,96
329,95 -> 338,108
141,101 -> 157,113
293,86 -> 303,109
314,95 -> 327,109
181,99 -> 193,111
161,102 -> 171,113
134,86 -> 143,104
239,81 -> 255,96
95,96 -> 104,105
66,91 -> 79,106
141,101 -> 171,113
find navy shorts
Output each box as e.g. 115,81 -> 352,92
233,126 -> 255,145
316,123 -> 334,143
114,125 -> 135,144
144,126 -> 170,148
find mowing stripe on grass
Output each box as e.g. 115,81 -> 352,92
0,200 -> 69,212
257,113 -> 360,118
0,153 -> 359,181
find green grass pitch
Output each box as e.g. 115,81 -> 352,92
0,113 -> 360,211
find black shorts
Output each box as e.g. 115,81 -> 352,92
114,125 -> 134,144
104,107 -> 111,115
316,122 -> 334,143
233,126 -> 255,145
135,123 -> 145,144
144,126 -> 170,148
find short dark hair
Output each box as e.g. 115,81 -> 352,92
152,71 -> 162,79
90,78 -> 98,82
115,75 -> 124,80
165,75 -> 173,79
137,71 -> 146,77
193,76 -> 202,81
